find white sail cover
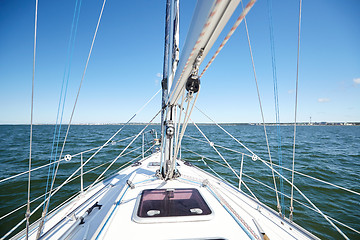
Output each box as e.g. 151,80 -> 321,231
168,0 -> 241,105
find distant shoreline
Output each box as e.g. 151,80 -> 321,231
1,122 -> 359,126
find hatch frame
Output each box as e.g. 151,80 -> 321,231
132,188 -> 214,223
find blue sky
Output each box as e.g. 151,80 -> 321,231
0,0 -> 359,124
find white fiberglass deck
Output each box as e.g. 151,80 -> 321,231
16,152 -> 319,240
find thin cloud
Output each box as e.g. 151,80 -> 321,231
287,89 -> 294,94
353,78 -> 360,86
156,73 -> 162,78
318,98 -> 330,103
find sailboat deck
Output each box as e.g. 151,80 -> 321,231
16,152 -> 318,240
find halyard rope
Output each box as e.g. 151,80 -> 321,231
26,0 -> 38,238
290,0 -> 302,222
37,1 -> 108,236
44,0 -> 82,214
267,0 -> 285,216
241,1 -> 281,215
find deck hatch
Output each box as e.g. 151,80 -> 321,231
137,188 -> 212,218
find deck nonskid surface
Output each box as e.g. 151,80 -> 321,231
96,153 -> 317,240
19,152 -> 318,240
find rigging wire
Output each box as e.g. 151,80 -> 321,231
0,133 -> 139,184
0,85 -> 159,192
2,138 -> 157,239
195,106 -> 259,158
267,0 -> 285,216
44,0 -> 83,214
184,132 -> 360,197
88,108 -> 162,190
290,0 -> 301,222
3,142 -> 151,231
40,88 -> 160,223
1,141 -> 156,225
257,157 -> 350,239
240,171 -> 360,235
190,119 -> 258,201
241,1 -> 281,215
188,104 -> 356,238
185,135 -> 253,158
186,122 -> 346,235
174,89 -> 201,163
26,0 -> 38,238
37,1 -> 108,236
183,117 -> 356,238
174,88 -> 186,159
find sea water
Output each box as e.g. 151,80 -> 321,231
0,124 -> 359,239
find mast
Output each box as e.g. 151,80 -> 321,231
160,0 -> 242,180
161,0 -> 171,121
159,0 -> 179,180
